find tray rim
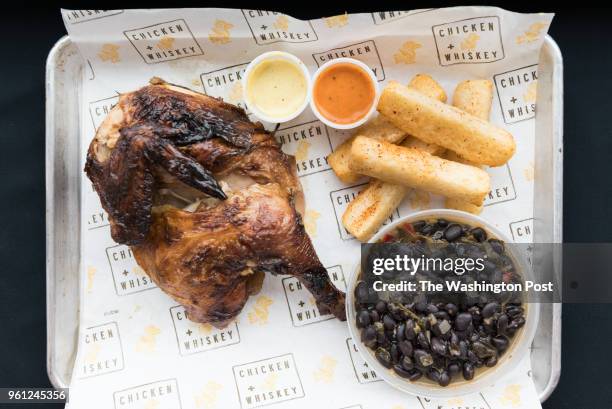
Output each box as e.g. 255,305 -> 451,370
45,33 -> 564,401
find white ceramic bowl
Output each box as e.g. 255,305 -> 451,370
346,209 -> 539,398
309,58 -> 379,130
243,51 -> 311,124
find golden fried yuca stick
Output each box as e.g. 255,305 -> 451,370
452,79 -> 493,120
340,76 -> 447,241
328,116 -> 403,184
378,81 -> 515,166
328,74 -> 446,184
349,136 -> 490,205
342,130 -> 447,243
408,74 -> 448,103
342,179 -> 409,241
444,79 -> 494,214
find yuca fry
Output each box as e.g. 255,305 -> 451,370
445,79 -> 494,213
328,116 -> 404,184
452,79 -> 493,120
349,136 -> 490,205
408,74 -> 447,103
342,179 -> 408,241
328,74 -> 446,183
378,81 -> 515,166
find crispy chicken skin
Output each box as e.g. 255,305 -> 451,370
85,78 -> 345,327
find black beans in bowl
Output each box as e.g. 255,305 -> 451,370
352,217 -> 528,388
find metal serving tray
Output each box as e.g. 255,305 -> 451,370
45,34 -> 563,401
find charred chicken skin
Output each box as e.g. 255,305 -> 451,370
85,78 -> 345,327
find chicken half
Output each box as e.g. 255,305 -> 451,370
85,78 -> 345,327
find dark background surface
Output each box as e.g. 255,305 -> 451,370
0,3 -> 611,409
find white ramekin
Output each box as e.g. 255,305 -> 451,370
346,209 -> 540,398
310,57 -> 379,130
242,51 -> 311,124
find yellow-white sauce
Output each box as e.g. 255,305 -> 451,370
246,58 -> 307,119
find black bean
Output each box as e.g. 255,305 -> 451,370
398,340 -> 413,357
375,300 -> 387,314
448,363 -> 460,377
510,317 -> 526,329
497,314 -> 509,335
488,239 -> 505,254
355,281 -> 369,303
396,323 -> 406,342
471,227 -> 487,242
369,310 -> 380,323
408,370 -> 423,381
357,310 -> 371,328
482,302 -> 500,319
383,315 -> 396,331
375,347 -> 393,368
426,369 -> 440,382
362,325 -> 376,343
393,364 -> 413,378
492,336 -> 509,352
485,355 -> 498,367
421,224 -> 434,235
426,304 -> 439,314
401,355 -> 414,371
390,344 -> 400,364
444,224 -> 463,241
467,350 -> 478,363
437,218 -> 449,227
405,320 -> 417,341
414,349 -> 434,367
463,362 -> 475,380
455,313 -> 472,331
415,301 -> 428,313
434,311 -> 450,321
417,332 -> 430,349
438,371 -> 451,387
446,303 -> 458,316
431,337 -> 447,356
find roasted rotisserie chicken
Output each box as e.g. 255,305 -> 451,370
86,78 -> 345,327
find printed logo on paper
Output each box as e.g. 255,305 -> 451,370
242,10 -> 318,45
312,40 -> 386,81
432,16 -> 504,66
510,218 -> 534,243
494,64 -> 538,124
86,206 -> 110,230
330,184 -> 401,240
484,164 -> 517,206
170,305 -> 240,355
89,95 -> 119,130
113,379 -> 182,409
124,19 -> 203,64
106,244 -> 156,295
282,265 -> 346,326
200,63 -> 250,111
78,322 -> 124,379
233,353 -> 305,408
275,121 -> 333,177
62,10 -> 123,24
371,9 -> 434,25
346,338 -> 380,383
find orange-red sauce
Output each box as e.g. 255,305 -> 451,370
313,63 -> 376,124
